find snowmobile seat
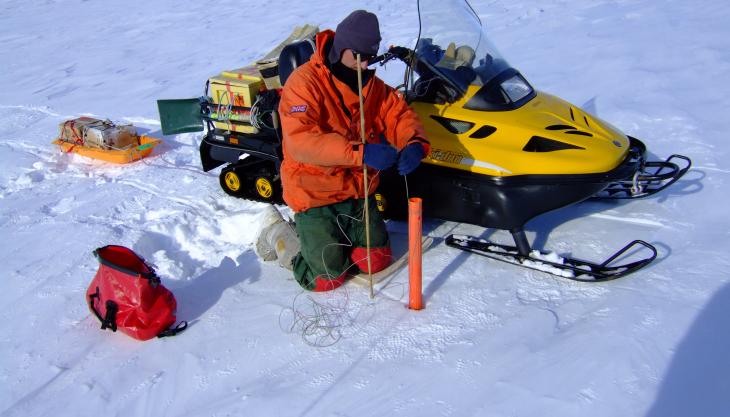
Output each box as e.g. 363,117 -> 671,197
278,39 -> 315,86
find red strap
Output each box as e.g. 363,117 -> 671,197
224,81 -> 243,107
225,82 -> 233,105
64,120 -> 84,145
60,120 -> 84,153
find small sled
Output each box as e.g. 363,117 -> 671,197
53,135 -> 161,164
53,117 -> 161,164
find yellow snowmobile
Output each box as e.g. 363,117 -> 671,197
156,0 -> 690,281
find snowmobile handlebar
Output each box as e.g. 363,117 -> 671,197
369,46 -> 414,67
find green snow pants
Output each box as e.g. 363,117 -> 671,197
292,198 -> 391,291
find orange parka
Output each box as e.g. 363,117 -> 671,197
279,30 -> 429,213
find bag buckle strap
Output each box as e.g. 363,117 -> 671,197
88,287 -> 118,332
157,321 -> 188,338
101,300 -> 118,332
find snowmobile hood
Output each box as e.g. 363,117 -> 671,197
412,88 -> 631,176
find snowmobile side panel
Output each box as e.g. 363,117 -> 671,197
378,144 -> 639,230
199,139 -> 227,172
199,129 -> 281,172
206,130 -> 280,159
157,98 -> 204,135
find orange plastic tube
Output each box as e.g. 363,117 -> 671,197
408,197 -> 423,310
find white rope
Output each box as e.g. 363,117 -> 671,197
249,95 -> 263,130
279,287 -> 357,347
282,168 -> 408,346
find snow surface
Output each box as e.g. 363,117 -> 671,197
1,0 -> 729,416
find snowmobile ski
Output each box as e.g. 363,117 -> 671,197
445,234 -> 657,282
350,237 -> 434,287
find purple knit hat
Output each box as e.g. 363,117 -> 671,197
328,10 -> 382,63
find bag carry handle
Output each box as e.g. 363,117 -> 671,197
88,287 -> 118,332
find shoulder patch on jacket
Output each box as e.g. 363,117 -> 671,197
290,105 -> 307,113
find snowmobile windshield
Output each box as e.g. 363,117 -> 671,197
414,0 -> 535,110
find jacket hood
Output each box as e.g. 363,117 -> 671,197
311,30 -> 336,68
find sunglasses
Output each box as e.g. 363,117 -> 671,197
351,51 -> 376,62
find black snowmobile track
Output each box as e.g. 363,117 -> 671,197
445,234 -> 657,282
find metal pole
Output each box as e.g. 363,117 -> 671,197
356,53 -> 374,299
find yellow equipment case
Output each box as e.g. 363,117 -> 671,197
204,25 -> 319,135
207,66 -> 264,134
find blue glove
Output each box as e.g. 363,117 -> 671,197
363,143 -> 398,170
397,143 -> 426,175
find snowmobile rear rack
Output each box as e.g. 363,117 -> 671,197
445,232 -> 657,282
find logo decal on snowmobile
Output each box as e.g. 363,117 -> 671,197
429,148 -> 512,174
430,149 -> 465,164
290,105 -> 307,113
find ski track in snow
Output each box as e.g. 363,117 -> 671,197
587,213 -> 666,228
2,0 -> 730,416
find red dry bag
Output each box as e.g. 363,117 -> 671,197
86,245 -> 186,340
